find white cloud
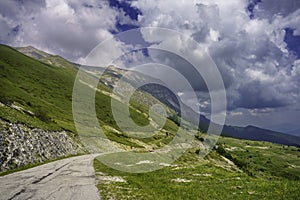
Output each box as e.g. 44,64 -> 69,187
227,111 -> 243,117
245,69 -> 275,83
131,0 -> 300,113
1,0 -> 300,126
0,0 -> 121,62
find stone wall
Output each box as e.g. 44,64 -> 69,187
0,119 -> 84,171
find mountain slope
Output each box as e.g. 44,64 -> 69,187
221,125 -> 300,147
13,45 -> 300,148
83,66 -> 300,147
0,44 -> 183,153
16,46 -> 78,69
287,128 -> 300,137
0,45 -> 78,132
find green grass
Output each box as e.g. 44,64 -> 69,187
2,44 -> 300,199
0,105 -> 60,130
0,44 -> 181,150
0,45 -> 78,132
94,147 -> 300,200
217,137 -> 300,180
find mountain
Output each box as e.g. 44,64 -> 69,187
221,125 -> 300,147
144,85 -> 300,147
0,44 -> 182,151
15,46 -> 52,60
265,123 -> 300,137
12,45 -> 300,148
119,76 -> 300,147
0,44 -> 88,171
1,43 -> 300,196
287,128 -> 300,137
15,46 -> 77,69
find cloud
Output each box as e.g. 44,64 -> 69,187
253,0 -> 300,20
130,0 -> 300,113
227,111 -> 244,117
234,81 -> 289,109
0,0 -> 300,126
0,0 -> 128,62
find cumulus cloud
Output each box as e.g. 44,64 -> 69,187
253,0 -> 300,22
0,0 -> 300,128
0,0 -> 124,61
129,0 -> 300,114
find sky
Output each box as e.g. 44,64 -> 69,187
0,0 -> 300,132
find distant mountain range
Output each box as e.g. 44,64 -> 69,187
14,45 -> 300,147
140,83 -> 300,147
265,123 -> 300,137
287,128 -> 300,137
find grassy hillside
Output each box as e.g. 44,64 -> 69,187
0,44 -> 180,150
94,137 -> 300,200
14,45 -> 300,148
0,45 -> 77,132
1,44 -> 300,199
16,46 -> 78,69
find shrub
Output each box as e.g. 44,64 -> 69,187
195,135 -> 204,142
167,113 -> 181,126
215,145 -> 233,160
34,108 -> 50,122
0,94 -> 12,105
215,144 -> 250,174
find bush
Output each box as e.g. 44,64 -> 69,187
34,108 -> 50,122
215,145 -> 233,160
215,144 -> 249,173
0,94 -> 12,105
195,135 -> 204,142
167,113 -> 181,126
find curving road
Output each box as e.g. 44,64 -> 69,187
0,154 -> 101,200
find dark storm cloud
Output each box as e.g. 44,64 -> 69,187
234,81 -> 288,109
132,0 -> 300,115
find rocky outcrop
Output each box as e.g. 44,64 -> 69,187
0,119 -> 84,172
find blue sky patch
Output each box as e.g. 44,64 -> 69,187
116,22 -> 139,32
284,28 -> 300,58
247,0 -> 262,19
107,0 -> 142,33
108,0 -> 142,21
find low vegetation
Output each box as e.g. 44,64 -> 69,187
1,44 -> 300,199
94,138 -> 300,200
